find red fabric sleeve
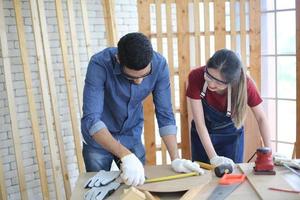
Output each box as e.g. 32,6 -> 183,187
186,67 -> 205,99
247,77 -> 263,107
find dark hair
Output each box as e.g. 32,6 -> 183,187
117,32 -> 153,70
206,49 -> 247,128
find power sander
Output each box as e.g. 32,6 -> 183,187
253,147 -> 276,175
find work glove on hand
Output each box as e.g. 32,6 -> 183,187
210,155 -> 235,169
120,153 -> 145,186
84,181 -> 120,200
84,170 -> 121,188
273,153 -> 300,169
171,158 -> 204,174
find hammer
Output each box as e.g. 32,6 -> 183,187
197,161 -> 233,177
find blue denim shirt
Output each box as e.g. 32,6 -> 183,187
81,47 -> 177,148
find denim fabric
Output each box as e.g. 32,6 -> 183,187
81,47 -> 176,169
191,99 -> 244,163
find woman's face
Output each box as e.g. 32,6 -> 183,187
204,67 -> 228,92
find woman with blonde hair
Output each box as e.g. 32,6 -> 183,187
186,49 -> 271,168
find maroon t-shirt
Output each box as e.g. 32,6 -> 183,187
186,66 -> 262,112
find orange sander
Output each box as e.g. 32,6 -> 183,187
253,147 -> 276,175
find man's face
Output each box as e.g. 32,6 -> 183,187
122,63 -> 152,85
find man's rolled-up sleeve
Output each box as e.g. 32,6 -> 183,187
152,59 -> 177,137
81,56 -> 107,136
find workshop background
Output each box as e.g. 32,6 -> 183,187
0,0 -> 299,199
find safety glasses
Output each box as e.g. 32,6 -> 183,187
121,63 -> 152,80
204,67 -> 229,86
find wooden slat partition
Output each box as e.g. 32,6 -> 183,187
214,0 -> 226,50
102,0 -> 118,46
176,1 -> 190,159
204,0 -> 210,60
36,0 -> 71,197
240,0 -> 246,66
194,0 -> 201,66
138,0 -> 157,165
29,0 -> 61,199
80,0 -> 92,59
230,0 -> 236,51
67,0 -> 83,118
296,0 -> 300,158
13,0 -> 49,199
54,0 -> 85,173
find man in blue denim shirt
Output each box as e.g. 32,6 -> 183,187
81,32 -> 203,186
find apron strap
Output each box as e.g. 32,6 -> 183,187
200,81 -> 208,98
226,84 -> 232,117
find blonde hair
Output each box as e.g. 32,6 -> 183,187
206,49 -> 247,128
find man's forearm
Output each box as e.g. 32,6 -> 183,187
162,134 -> 179,160
92,128 -> 131,158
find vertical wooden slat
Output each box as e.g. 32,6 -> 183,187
166,0 -> 175,110
177,0 -> 190,159
240,0 -> 247,66
214,0 -> 226,50
102,0 -> 118,46
36,0 -> 71,196
296,0 -> 300,158
13,0 -> 48,199
29,0 -> 56,199
204,0 -> 210,60
67,0 -> 83,118
249,0 -> 261,88
230,0 -> 236,51
0,157 -> 6,200
194,0 -> 201,66
155,0 -> 167,164
80,0 -> 92,59
138,0 -> 156,165
55,0 -> 85,173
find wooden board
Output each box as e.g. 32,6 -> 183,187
238,163 -> 300,200
137,165 -> 211,192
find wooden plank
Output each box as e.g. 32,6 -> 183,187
67,0 -> 83,118
238,163 -> 300,200
137,0 -> 156,165
249,0 -> 261,89
28,0 -> 58,199
55,0 -> 85,173
102,0 -> 118,46
214,0 -> 226,50
230,0 -> 236,51
194,0 -> 201,66
80,0 -> 92,59
296,0 -> 300,158
176,1 -> 190,159
0,157 -> 7,200
240,0 -> 246,66
204,0 -> 210,60
36,0 -> 72,196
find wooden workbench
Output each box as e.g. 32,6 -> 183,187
71,163 -> 300,200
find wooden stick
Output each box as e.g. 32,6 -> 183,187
214,0 -> 226,50
194,0 -> 201,66
240,0 -> 246,65
36,0 -> 71,197
80,0 -> 92,59
0,157 -> 7,200
102,0 -> 118,46
67,0 -> 83,118
204,0 -> 210,60
55,0 -> 85,173
230,0 -> 236,51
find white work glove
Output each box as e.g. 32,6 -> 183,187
210,155 -> 235,169
84,181 -> 120,200
84,170 -> 121,188
171,158 -> 204,174
120,153 -> 145,186
273,153 -> 300,170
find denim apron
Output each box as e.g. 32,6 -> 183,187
191,81 -> 244,163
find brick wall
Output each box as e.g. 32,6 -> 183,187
0,0 -> 138,199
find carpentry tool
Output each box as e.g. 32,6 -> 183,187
207,173 -> 246,200
196,161 -> 233,177
269,187 -> 300,194
253,147 -> 276,175
144,171 -> 199,183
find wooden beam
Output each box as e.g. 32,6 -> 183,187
249,0 -> 261,89
194,0 -> 201,66
80,0 -> 92,59
177,0 -> 190,159
230,0 -> 236,51
204,0 -> 210,60
67,0 -> 83,118
296,0 -> 300,158
36,0 -> 71,196
55,0 -> 85,173
240,0 -> 247,66
214,0 -> 226,50
138,0 -> 156,165
102,0 -> 118,46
